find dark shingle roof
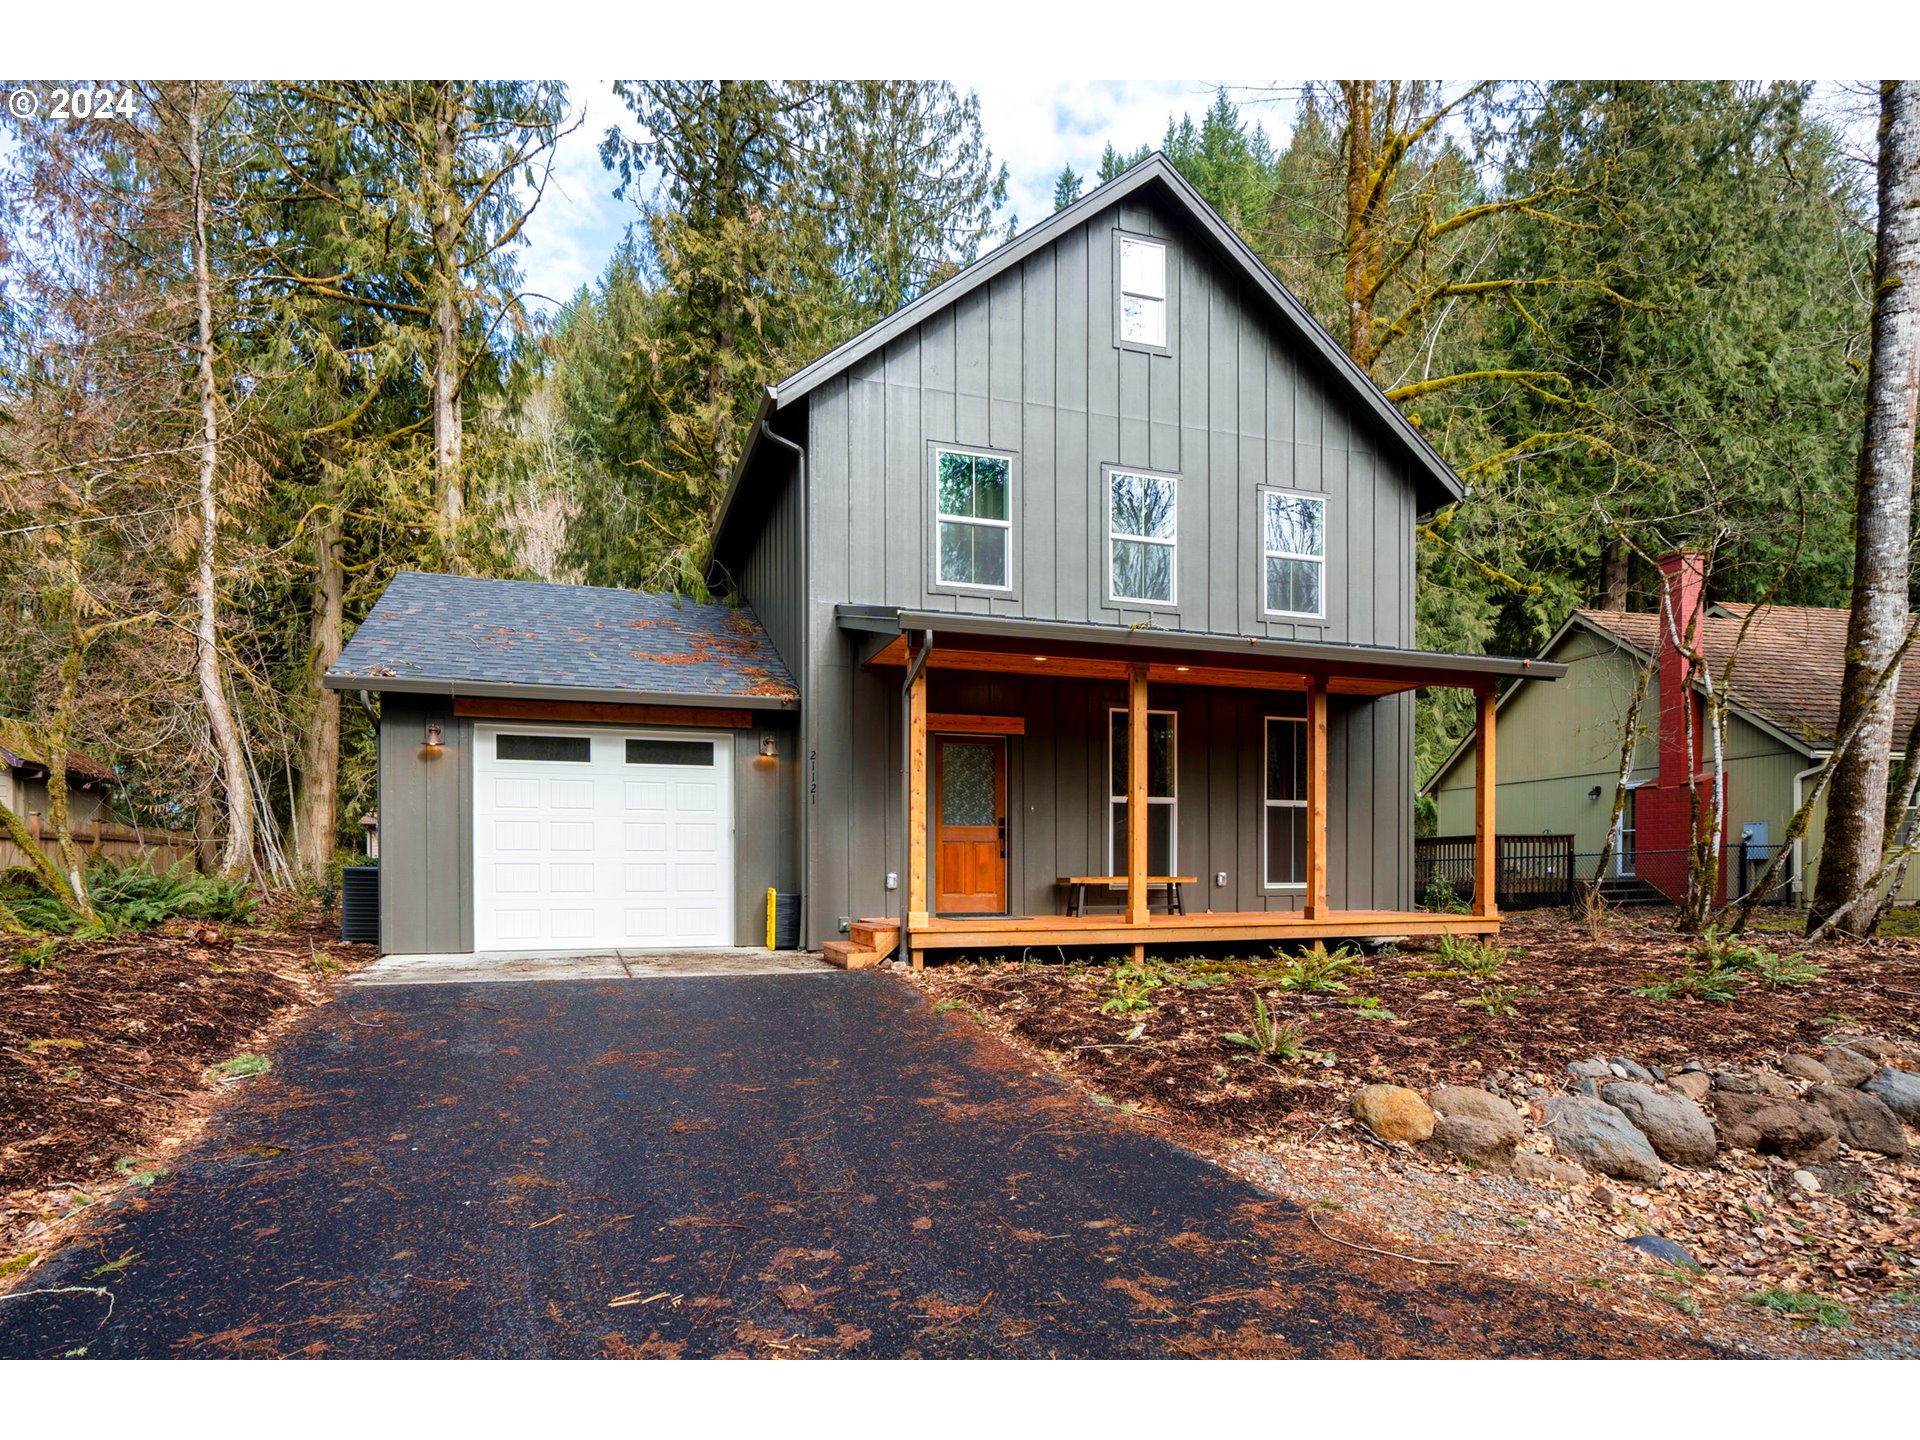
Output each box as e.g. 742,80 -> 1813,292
1575,604 -> 1915,749
0,717 -> 114,782
324,572 -> 798,708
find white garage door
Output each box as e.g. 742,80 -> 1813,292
472,724 -> 733,951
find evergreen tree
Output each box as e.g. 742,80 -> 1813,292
1053,164 -> 1083,211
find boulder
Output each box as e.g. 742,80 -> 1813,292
1863,1068 -> 1920,1125
1710,1092 -> 1841,1163
1776,1055 -> 1832,1084
1625,1234 -> 1702,1271
1430,1085 -> 1524,1136
1669,1071 -> 1713,1103
1804,1083 -> 1907,1157
1819,1046 -> 1876,1089
1541,1096 -> 1665,1185
1513,1151 -> 1585,1185
1429,1114 -> 1520,1166
1750,1071 -> 1799,1098
1351,1084 -> 1435,1142
1600,1081 -> 1718,1166
1712,1072 -> 1760,1094
1610,1057 -> 1658,1084
1566,1058 -> 1613,1079
1837,1035 -> 1904,1063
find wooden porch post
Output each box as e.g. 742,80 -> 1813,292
907,658 -> 930,941
1304,676 -> 1328,919
1127,663 -> 1149,926
1474,686 -> 1498,918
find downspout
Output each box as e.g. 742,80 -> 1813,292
1789,756 -> 1826,909
758,418 -> 811,947
901,630 -> 933,954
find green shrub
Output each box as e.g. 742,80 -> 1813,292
1753,951 -> 1825,989
1422,871 -> 1470,914
1747,1287 -> 1851,1328
1689,926 -> 1771,973
1099,959 -> 1164,1015
1434,933 -> 1511,979
1459,983 -> 1538,1018
0,857 -> 251,937
1632,958 -> 1744,1004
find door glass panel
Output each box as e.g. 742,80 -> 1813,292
495,734 -> 590,763
941,743 -> 997,827
625,738 -> 714,766
1267,805 -> 1306,886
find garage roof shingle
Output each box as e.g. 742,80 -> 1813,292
324,571 -> 798,709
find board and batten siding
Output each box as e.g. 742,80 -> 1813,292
792,189 -> 1423,943
720,425 -> 808,680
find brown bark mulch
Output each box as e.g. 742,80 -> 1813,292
1,907 -> 372,1267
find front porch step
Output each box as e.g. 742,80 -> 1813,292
849,919 -> 901,957
823,939 -> 887,970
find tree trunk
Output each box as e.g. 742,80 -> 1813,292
1341,81 -> 1380,371
430,82 -> 465,534
1809,81 -> 1920,937
1598,535 -> 1630,610
187,82 -> 255,879
292,496 -> 344,881
44,630 -> 97,918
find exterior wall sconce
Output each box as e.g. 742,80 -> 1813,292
424,721 -> 444,751
759,734 -> 779,760
1588,785 -> 1603,801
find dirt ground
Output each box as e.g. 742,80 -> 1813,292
912,907 -> 1920,1357
0,904 -> 374,1271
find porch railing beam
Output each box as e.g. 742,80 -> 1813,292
1127,663 -> 1149,926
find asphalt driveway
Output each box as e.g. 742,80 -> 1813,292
0,972 -> 1704,1358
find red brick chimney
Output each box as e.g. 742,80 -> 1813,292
1655,550 -> 1706,788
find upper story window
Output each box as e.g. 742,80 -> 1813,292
1108,469 -> 1178,607
1118,235 -> 1167,348
1262,489 -> 1326,619
933,447 -> 1012,591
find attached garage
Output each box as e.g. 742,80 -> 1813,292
325,572 -> 800,956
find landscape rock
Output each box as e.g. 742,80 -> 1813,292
1429,1114 -> 1521,1166
1350,1084 -> 1435,1142
1712,1072 -> 1760,1094
1792,1169 -> 1822,1193
1570,1077 -> 1600,1099
1430,1085 -> 1524,1136
1600,1081 -> 1718,1165
1804,1083 -> 1908,1157
1566,1058 -> 1613,1079
1820,1047 -> 1876,1089
1837,1035 -> 1903,1063
1710,1092 -> 1841,1163
1776,1055 -> 1832,1084
1625,1234 -> 1702,1270
1541,1096 -> 1665,1185
1610,1057 -> 1657,1084
1668,1071 -> 1713,1103
1513,1151 -> 1585,1185
1863,1068 -> 1920,1125
1750,1071 -> 1798,1098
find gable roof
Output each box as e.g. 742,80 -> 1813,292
713,153 -> 1466,557
323,571 -> 798,710
0,717 -> 113,784
1574,604 -> 1919,752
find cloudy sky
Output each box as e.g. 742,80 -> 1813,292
514,79 -> 1275,310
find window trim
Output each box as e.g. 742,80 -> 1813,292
1104,464 -> 1180,610
1258,486 -> 1329,622
1105,706 -> 1177,879
1263,715 -> 1308,891
929,442 -> 1016,596
1113,228 -> 1173,356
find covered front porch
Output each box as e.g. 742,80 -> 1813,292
835,608 -> 1562,969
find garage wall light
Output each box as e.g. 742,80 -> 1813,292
424,721 -> 444,751
759,734 -> 779,761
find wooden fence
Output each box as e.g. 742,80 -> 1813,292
1,813 -> 200,875
1415,834 -> 1577,910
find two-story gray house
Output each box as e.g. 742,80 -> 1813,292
328,155 -> 1558,966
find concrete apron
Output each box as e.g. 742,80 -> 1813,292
354,948 -> 838,986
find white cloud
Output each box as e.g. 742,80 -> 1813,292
513,80 -> 639,312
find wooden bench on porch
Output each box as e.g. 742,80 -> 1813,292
1056,875 -> 1197,917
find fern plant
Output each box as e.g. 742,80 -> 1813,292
1222,994 -> 1311,1059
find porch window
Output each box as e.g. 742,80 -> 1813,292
933,447 -> 1012,590
1108,708 -> 1176,875
1262,489 -> 1326,618
1108,469 -> 1178,606
1264,716 -> 1307,887
1118,235 -> 1167,347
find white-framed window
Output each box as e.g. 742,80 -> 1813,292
932,447 -> 1013,591
1264,716 -> 1307,888
1262,488 -> 1326,619
1118,234 -> 1167,348
1107,468 -> 1178,606
1108,708 -> 1177,877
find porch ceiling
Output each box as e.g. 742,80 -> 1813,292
839,606 -> 1565,696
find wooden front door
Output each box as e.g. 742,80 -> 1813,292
934,736 -> 1007,914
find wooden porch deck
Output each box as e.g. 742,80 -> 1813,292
907,908 -> 1497,954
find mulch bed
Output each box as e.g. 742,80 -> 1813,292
1,907 -> 372,1265
917,909 -> 1920,1141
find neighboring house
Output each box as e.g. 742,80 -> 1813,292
327,154 -> 1561,964
1426,551 -> 1919,907
0,717 -> 113,828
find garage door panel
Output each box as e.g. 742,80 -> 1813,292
474,725 -> 732,952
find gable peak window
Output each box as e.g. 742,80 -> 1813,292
933,447 -> 1012,591
1108,469 -> 1178,606
1118,235 -> 1167,348
1262,489 -> 1326,619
